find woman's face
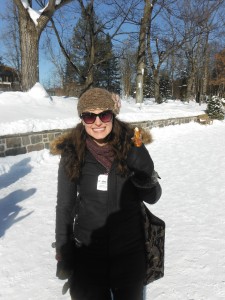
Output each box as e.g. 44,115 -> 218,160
81,109 -> 113,145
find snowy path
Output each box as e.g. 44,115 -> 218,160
0,121 -> 225,300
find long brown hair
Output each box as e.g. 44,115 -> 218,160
59,117 -> 134,181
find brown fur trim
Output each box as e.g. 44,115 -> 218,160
50,131 -> 73,155
139,127 -> 153,145
50,126 -> 153,156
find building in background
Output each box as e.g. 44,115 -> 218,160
0,65 -> 20,91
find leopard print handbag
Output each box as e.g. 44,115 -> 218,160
141,202 -> 165,285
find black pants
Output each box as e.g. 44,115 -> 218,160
70,282 -> 144,300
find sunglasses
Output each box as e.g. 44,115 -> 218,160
80,110 -> 114,124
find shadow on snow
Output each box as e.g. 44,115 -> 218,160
0,157 -> 32,189
0,157 -> 36,237
0,188 -> 36,237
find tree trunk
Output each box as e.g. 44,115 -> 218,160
153,68 -> 162,103
124,70 -> 131,97
14,0 -> 72,91
85,34 -> 95,91
136,0 -> 151,104
186,65 -> 195,101
19,15 -> 40,91
78,0 -> 95,93
171,50 -> 175,98
136,61 -> 145,103
202,33 -> 209,102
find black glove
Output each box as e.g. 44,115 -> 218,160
127,144 -> 154,179
54,240 -> 76,280
151,170 -> 161,184
56,260 -> 73,280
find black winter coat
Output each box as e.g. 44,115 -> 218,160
55,140 -> 161,287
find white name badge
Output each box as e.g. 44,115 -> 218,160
97,174 -> 108,191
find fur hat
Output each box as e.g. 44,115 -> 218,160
77,88 -> 121,115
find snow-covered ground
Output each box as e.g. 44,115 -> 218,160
0,83 -> 225,299
0,83 -> 207,135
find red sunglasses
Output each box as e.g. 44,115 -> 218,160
80,110 -> 114,124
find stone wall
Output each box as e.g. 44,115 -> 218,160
0,116 -> 198,157
0,130 -> 63,157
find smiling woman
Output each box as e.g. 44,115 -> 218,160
52,87 -> 162,300
80,109 -> 113,146
77,88 -> 120,145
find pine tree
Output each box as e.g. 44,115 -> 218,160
65,15 -> 121,93
143,71 -> 154,98
95,35 -> 121,92
159,71 -> 172,100
206,96 -> 225,120
65,17 -> 90,85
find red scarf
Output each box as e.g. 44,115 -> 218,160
86,137 -> 114,172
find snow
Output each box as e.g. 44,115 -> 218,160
1,83 -> 225,299
19,0 -> 65,26
0,82 -> 207,136
21,0 -> 29,9
21,0 -> 41,25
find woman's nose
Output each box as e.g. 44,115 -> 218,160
95,116 -> 102,125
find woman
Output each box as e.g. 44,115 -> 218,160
51,88 -> 162,300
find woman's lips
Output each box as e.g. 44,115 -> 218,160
92,127 -> 105,132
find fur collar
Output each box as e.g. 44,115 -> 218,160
50,126 -> 153,156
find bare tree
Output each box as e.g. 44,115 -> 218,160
13,0 -> 73,91
120,40 -> 137,97
48,0 -> 109,92
135,0 -> 152,104
177,0 -> 225,102
145,0 -> 200,103
45,0 -> 141,94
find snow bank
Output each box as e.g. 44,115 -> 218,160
0,83 -> 207,136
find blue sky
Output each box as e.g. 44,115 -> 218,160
0,1 -> 63,86
0,0 -> 140,87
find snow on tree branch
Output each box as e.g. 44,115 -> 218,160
19,0 -> 68,26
